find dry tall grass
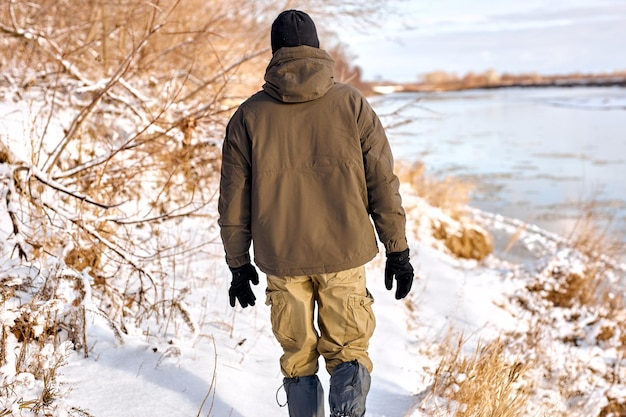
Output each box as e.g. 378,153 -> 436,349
398,161 -> 493,260
427,331 -> 534,417
567,199 -> 625,265
526,198 -> 626,334
490,198 -> 626,416
398,161 -> 474,220
414,185 -> 625,416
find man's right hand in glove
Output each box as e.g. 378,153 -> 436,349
228,263 -> 259,308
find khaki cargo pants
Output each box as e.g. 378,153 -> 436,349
265,265 -> 375,378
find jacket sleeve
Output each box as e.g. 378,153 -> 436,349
357,94 -> 409,254
218,109 -> 253,268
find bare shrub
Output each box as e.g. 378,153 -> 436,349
327,42 -> 369,92
0,259 -> 98,414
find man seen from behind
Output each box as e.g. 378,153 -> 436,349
218,9 -> 415,417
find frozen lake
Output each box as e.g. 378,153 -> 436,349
372,86 -> 626,240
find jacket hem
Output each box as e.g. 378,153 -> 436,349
255,251 -> 378,277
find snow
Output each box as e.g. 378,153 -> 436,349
57,244 -> 430,417
0,101 -> 66,165
10,186 -> 612,416
2,99 -> 626,416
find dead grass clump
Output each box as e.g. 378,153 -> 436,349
432,218 -> 493,261
529,257 -> 623,316
398,161 -> 473,220
598,398 -> 626,417
528,268 -> 591,309
64,246 -> 101,277
429,332 -> 533,417
0,140 -> 9,164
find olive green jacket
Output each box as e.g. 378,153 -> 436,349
218,46 -> 408,276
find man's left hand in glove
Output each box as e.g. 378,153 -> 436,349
385,249 -> 414,300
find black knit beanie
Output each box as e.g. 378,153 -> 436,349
271,10 -> 320,53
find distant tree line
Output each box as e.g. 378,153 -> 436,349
373,69 -> 626,92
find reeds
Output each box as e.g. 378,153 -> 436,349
567,199 -> 625,267
415,193 -> 626,416
398,161 -> 474,221
427,332 -> 533,417
398,161 -> 493,260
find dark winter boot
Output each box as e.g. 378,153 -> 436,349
329,360 -> 371,417
284,375 -> 325,417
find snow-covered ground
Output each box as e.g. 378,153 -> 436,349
44,189 -> 523,417
2,182 -> 622,416
2,92 -> 626,416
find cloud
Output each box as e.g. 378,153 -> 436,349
342,2 -> 626,81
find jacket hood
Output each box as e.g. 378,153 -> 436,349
263,46 -> 334,103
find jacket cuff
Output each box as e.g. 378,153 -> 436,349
226,253 -> 251,269
384,238 -> 409,255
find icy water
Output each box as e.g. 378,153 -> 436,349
372,86 -> 626,241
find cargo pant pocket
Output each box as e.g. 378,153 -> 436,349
344,290 -> 375,347
266,291 -> 297,345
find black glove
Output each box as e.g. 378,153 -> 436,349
228,264 -> 259,308
385,249 -> 414,300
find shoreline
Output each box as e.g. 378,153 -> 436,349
364,73 -> 626,94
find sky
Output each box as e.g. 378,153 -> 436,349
335,0 -> 626,82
